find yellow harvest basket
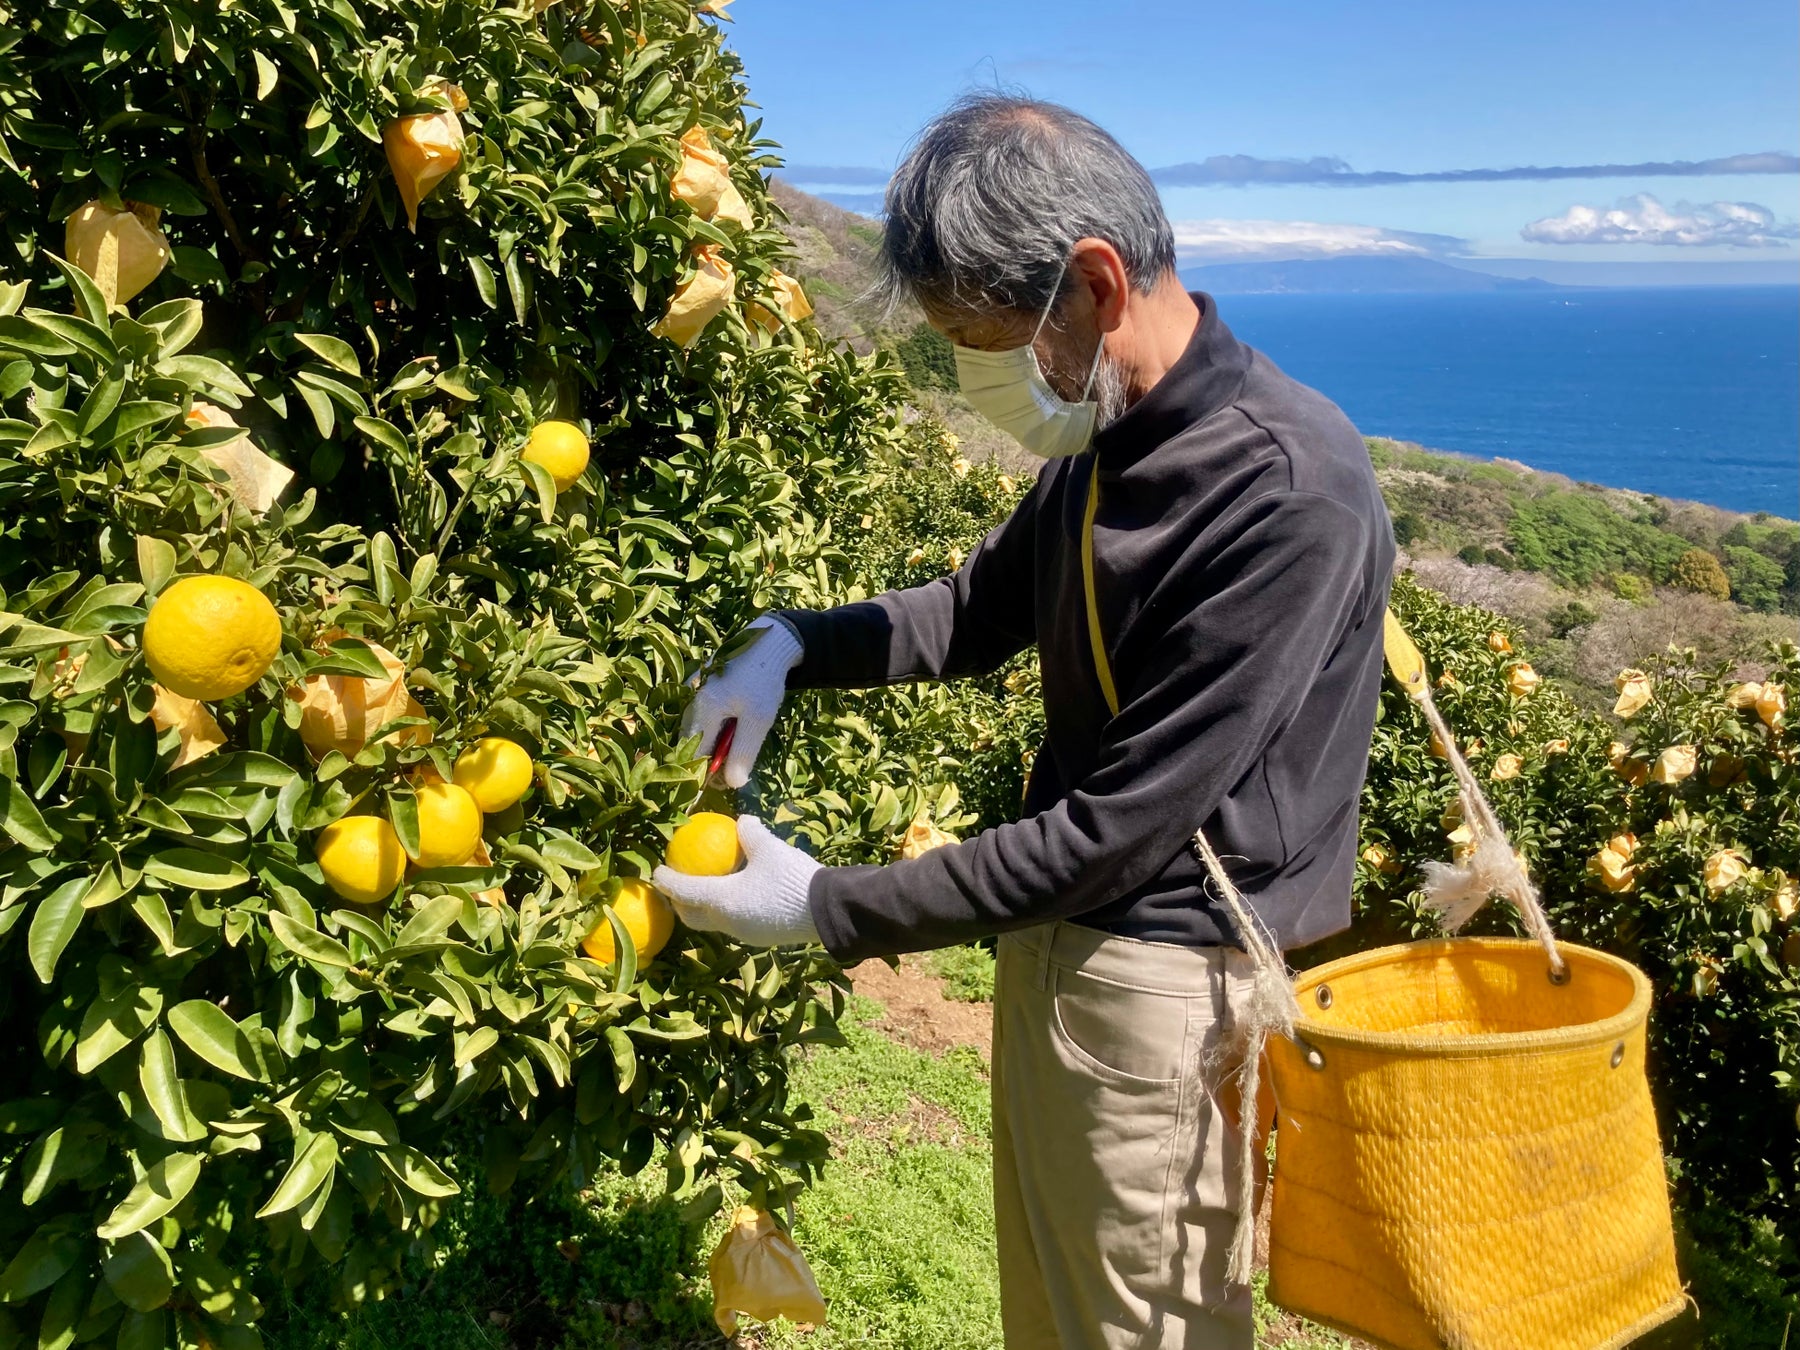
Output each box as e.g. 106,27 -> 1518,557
1266,937 -> 1685,1350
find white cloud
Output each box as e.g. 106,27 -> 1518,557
1170,218 -> 1468,262
1521,193 -> 1800,248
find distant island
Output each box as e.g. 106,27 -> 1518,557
1178,255 -> 1561,294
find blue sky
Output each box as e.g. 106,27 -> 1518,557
722,0 -> 1800,281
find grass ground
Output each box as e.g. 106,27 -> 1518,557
267,963 -> 1359,1348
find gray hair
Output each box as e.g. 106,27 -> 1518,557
879,94 -> 1176,321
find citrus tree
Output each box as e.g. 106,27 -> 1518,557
0,0 -> 987,1344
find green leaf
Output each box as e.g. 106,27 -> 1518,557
295,334 -> 360,378
251,50 -> 279,100
27,878 -> 87,984
168,246 -> 229,287
38,1259 -> 88,1350
139,1030 -> 207,1143
75,981 -> 165,1073
454,1025 -> 498,1067
45,254 -> 109,326
466,255 -> 499,309
167,1001 -> 267,1082
0,1100 -> 61,1135
1,777 -> 55,851
519,459 -> 558,523
0,316 -> 75,357
96,1152 -> 203,1241
538,835 -> 601,869
102,1231 -> 174,1312
141,849 -> 250,891
394,893 -> 462,947
604,1025 -> 636,1093
304,638 -> 388,680
386,789 -> 419,860
354,416 -> 408,461
381,1146 -> 459,1198
135,536 -> 177,597
254,1132 -> 337,1218
503,247 -> 532,327
129,892 -> 178,955
0,1220 -> 82,1302
136,298 -> 203,354
116,1309 -> 166,1350
160,355 -> 251,399
267,911 -> 353,969
605,907 -> 637,995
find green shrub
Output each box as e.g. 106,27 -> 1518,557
1545,600 -> 1598,638
1507,492 -> 1691,588
1671,548 -> 1733,601
890,323 -> 958,394
1391,512 -> 1425,547
1724,545 -> 1788,613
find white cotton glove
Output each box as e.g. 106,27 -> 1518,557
653,816 -> 822,948
682,616 -> 804,789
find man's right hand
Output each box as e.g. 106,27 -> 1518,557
681,616 -> 804,788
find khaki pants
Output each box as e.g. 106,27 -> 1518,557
992,922 -> 1261,1350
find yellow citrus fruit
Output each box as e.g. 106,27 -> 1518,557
521,420 -> 590,493
142,575 -> 282,701
580,878 -> 675,964
453,737 -> 534,812
665,811 -> 744,876
408,781 -> 483,869
316,815 -> 407,905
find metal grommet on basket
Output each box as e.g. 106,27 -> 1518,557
1315,984 -> 1333,1010
1301,1041 -> 1327,1072
1610,1042 -> 1625,1069
1548,962 -> 1571,986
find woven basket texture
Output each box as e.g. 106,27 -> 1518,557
1266,938 -> 1685,1350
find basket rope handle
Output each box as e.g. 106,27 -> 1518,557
1382,613 -> 1566,978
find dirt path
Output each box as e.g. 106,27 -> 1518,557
844,954 -> 993,1060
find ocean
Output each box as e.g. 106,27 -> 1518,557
1216,286 -> 1799,518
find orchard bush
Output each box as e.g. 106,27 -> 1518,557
0,0 -> 993,1344
762,419 -> 1043,847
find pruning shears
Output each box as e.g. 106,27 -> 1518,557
707,717 -> 737,783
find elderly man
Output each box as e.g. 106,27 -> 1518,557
654,94 -> 1394,1349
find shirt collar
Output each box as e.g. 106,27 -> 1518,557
1091,292 -> 1251,471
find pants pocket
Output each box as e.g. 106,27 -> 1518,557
1051,966 -> 1190,1085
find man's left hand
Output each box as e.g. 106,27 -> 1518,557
653,816 -> 823,948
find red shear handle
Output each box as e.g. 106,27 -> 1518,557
708,718 -> 738,779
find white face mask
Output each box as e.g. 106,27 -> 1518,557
953,287 -> 1106,460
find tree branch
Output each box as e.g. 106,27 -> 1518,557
177,88 -> 258,264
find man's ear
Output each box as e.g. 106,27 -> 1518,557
1068,238 -> 1131,336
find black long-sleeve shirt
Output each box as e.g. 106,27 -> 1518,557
779,294 -> 1394,964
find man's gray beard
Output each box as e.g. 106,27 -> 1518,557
1092,355 -> 1130,431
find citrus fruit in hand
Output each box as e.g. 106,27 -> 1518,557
580,878 -> 675,964
521,420 -> 590,493
142,575 -> 281,701
665,811 -> 744,875
316,815 -> 406,905
453,737 -> 534,812
407,781 -> 483,869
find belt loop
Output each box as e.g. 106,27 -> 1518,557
1034,922 -> 1057,991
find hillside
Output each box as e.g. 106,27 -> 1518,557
1178,255 -> 1559,294
769,183 -> 1800,690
